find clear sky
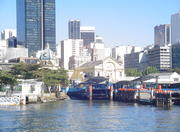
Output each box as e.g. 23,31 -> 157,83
0,0 -> 179,47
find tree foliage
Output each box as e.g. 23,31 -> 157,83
125,68 -> 142,77
142,66 -> 159,76
34,68 -> 69,88
10,62 -> 69,91
10,62 -> 41,79
172,68 -> 180,75
126,67 -> 159,77
0,70 -> 17,91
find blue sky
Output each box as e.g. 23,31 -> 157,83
0,0 -> 179,47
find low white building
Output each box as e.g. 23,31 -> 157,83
76,57 -> 125,82
19,79 -> 44,96
143,72 -> 180,84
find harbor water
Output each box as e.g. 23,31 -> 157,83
0,100 -> 180,132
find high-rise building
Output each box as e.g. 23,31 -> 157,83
172,43 -> 180,68
171,11 -> 180,44
154,24 -> 171,46
80,26 -> 95,47
17,0 -> 56,56
1,29 -> 16,40
148,45 -> 172,71
68,19 -> 80,39
61,39 -> 83,70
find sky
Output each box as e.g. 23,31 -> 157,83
0,0 -> 179,47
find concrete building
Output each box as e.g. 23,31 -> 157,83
17,0 -> 56,56
1,29 -> 16,40
171,11 -> 180,44
148,45 -> 171,71
139,72 -> 180,84
124,51 -> 148,71
76,57 -> 125,82
112,45 -> 143,67
68,19 -> 80,39
154,24 -> 171,46
80,26 -> 95,48
69,55 -> 91,70
172,42 -> 180,69
4,48 -> 28,62
61,39 -> 83,70
90,41 -> 111,61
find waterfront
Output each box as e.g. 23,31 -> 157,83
0,100 -> 180,132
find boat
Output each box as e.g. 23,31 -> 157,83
67,77 -> 113,100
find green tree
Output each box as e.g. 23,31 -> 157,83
34,68 -> 69,92
172,68 -> 180,75
0,70 -> 17,91
142,66 -> 159,76
125,68 -> 142,77
10,62 -> 41,79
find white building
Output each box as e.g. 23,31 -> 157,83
112,45 -> 143,66
77,57 -> 125,82
141,72 -> 180,84
171,11 -> 180,44
0,41 -> 28,63
1,29 -> 16,40
90,36 -> 111,61
19,79 -> 44,95
148,45 -> 172,71
61,39 -> 83,70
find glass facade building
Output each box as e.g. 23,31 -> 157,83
68,20 -> 80,39
80,26 -> 95,48
172,43 -> 180,69
17,0 -> 56,56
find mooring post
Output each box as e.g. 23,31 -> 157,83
110,86 -> 113,100
89,85 -> 93,100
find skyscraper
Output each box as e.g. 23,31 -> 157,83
171,11 -> 180,44
154,24 -> 171,46
68,19 -> 80,39
17,0 -> 56,56
80,26 -> 95,48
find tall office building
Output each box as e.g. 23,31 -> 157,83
17,0 -> 56,56
68,19 -> 80,39
171,11 -> 180,44
154,24 -> 171,46
80,26 -> 95,48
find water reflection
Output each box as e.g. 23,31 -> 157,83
0,100 -> 180,132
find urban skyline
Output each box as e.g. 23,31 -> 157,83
17,0 -> 56,56
0,0 -> 179,47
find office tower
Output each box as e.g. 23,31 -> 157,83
172,43 -> 180,68
61,39 -> 83,70
17,0 -> 56,56
1,29 -> 16,40
148,45 -> 171,71
68,19 -> 80,39
171,11 -> 180,44
154,24 -> 171,46
80,26 -> 95,47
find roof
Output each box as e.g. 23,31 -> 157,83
84,76 -> 109,84
80,60 -> 102,68
133,72 -> 179,82
79,57 -> 121,68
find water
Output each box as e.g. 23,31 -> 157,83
0,100 -> 180,132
